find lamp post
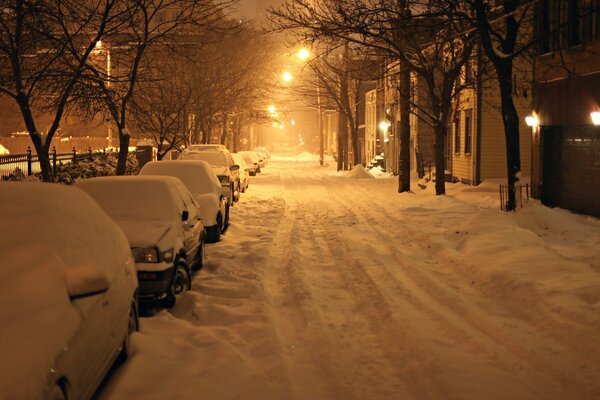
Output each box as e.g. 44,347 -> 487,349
296,47 -> 324,166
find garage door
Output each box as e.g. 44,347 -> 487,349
541,126 -> 600,218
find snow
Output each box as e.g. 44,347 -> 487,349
139,160 -> 221,226
346,164 -> 375,179
8,154 -> 600,400
0,144 -> 9,155
179,150 -> 228,167
0,182 -> 132,399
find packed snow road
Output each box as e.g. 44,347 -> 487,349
98,153 -> 600,400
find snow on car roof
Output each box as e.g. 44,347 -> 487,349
0,182 -> 131,398
178,150 -> 228,167
77,176 -> 189,222
140,160 -> 221,198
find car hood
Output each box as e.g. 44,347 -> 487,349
113,219 -> 179,250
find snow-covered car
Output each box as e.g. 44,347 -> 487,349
231,152 -> 250,193
186,144 -> 227,151
0,182 -> 139,400
254,146 -> 270,162
248,150 -> 266,168
178,149 -> 241,204
239,151 -> 261,175
77,176 -> 205,308
140,160 -> 229,242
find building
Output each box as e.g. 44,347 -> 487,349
532,1 -> 600,217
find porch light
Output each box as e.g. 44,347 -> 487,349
591,111 -> 600,126
379,121 -> 391,132
525,114 -> 539,127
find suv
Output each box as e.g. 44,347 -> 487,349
140,160 -> 229,242
78,176 -> 205,308
178,149 -> 241,204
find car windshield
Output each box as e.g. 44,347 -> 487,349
180,151 -> 227,167
78,179 -> 182,222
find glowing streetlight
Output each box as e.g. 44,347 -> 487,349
297,48 -> 310,61
282,71 -> 293,82
591,111 -> 600,125
291,120 -> 296,126
267,105 -> 276,113
272,122 -> 278,128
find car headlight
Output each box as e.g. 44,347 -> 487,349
218,175 -> 230,185
132,247 -> 159,263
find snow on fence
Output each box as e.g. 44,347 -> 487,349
0,146 -> 97,179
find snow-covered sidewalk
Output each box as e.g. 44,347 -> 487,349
98,153 -> 600,400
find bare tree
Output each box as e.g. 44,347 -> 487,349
76,0 -> 232,175
271,0 -> 474,194
0,0 -> 121,181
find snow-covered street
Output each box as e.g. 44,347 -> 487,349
98,152 -> 600,400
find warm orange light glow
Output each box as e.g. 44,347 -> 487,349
282,71 -> 293,82
297,48 -> 310,61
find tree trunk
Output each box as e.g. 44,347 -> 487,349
352,125 -> 361,166
116,130 -> 130,175
398,66 -> 411,192
497,61 -> 521,210
16,95 -> 52,181
220,114 -> 229,146
337,112 -> 346,171
434,121 -> 447,195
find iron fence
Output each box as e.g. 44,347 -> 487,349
0,146 -> 95,179
499,183 -> 530,211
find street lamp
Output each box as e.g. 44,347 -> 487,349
282,71 -> 293,82
297,48 -> 310,61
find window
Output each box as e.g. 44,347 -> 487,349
464,61 -> 473,85
464,109 -> 473,155
539,0 -> 553,53
454,116 -> 460,155
568,0 -> 583,46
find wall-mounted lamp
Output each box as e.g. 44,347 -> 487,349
525,114 -> 539,128
591,111 -> 600,126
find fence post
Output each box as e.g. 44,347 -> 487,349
52,146 -> 57,176
88,146 -> 92,159
27,147 -> 32,176
72,146 -> 77,164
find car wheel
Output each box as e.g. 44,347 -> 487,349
48,383 -> 68,400
206,216 -> 222,243
192,235 -> 206,271
161,261 -> 191,308
117,301 -> 139,364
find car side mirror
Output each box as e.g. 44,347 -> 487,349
64,264 -> 110,300
181,210 -> 189,222
230,164 -> 240,172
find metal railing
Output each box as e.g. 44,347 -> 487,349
0,146 -> 95,179
499,183 -> 530,211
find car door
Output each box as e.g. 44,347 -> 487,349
178,190 -> 203,266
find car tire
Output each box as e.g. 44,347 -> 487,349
48,383 -> 68,400
206,217 -> 222,243
116,301 -> 139,364
161,261 -> 191,308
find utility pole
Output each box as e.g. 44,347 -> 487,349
317,84 -> 324,166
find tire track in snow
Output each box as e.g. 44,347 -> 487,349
326,182 -> 599,398
262,192 -> 351,400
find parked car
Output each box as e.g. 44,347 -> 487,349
254,146 -> 270,162
231,152 -> 250,193
140,160 -> 229,242
178,149 -> 241,204
248,150 -> 266,168
239,151 -> 261,174
77,176 -> 205,308
0,182 -> 139,400
186,144 -> 227,152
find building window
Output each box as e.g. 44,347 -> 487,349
464,61 -> 473,85
464,109 -> 473,155
567,0 -> 583,46
454,116 -> 460,155
539,0 -> 553,53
